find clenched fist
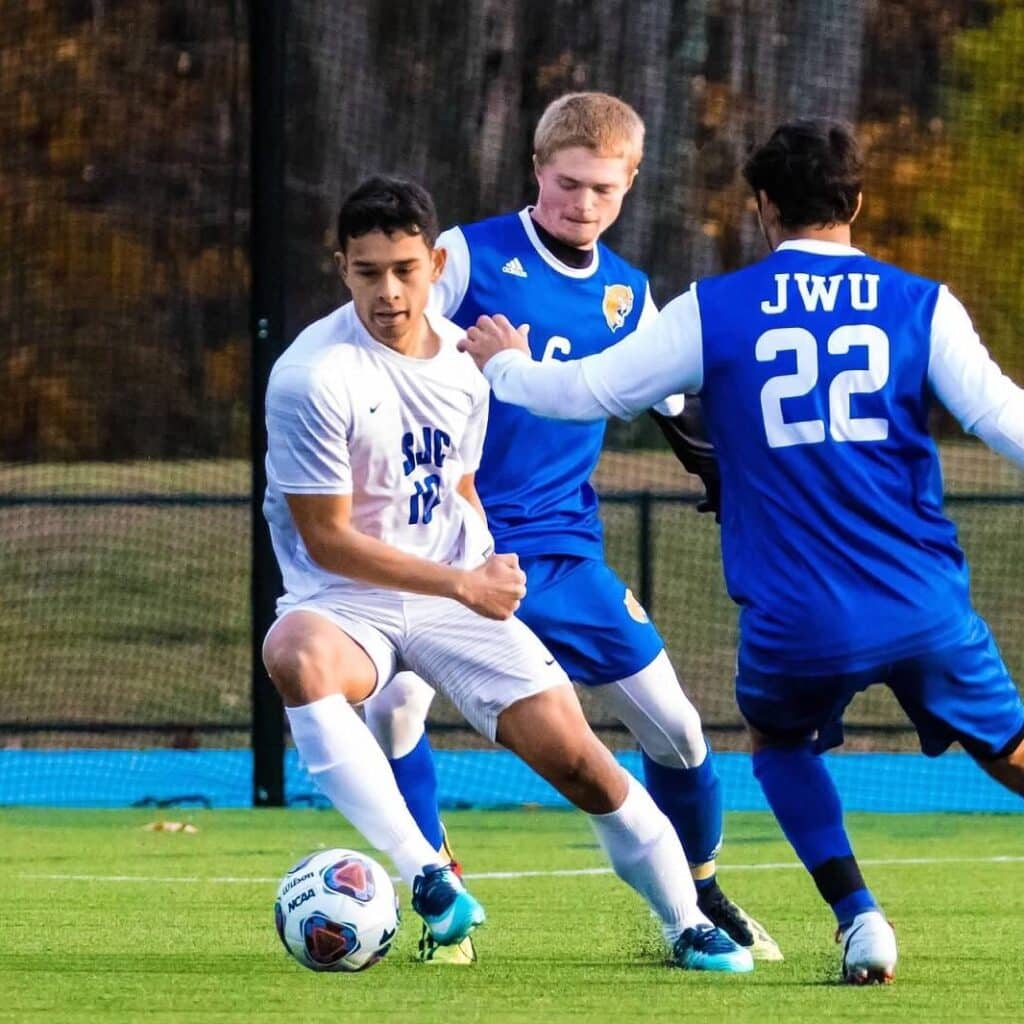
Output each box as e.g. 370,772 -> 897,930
454,552 -> 527,619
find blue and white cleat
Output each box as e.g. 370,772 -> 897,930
411,864 -> 485,947
672,924 -> 755,973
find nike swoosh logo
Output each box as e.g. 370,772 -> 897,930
429,902 -> 459,937
842,922 -> 865,966
369,403 -> 381,413
544,658 -> 555,666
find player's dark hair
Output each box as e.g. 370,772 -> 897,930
336,176 -> 439,251
743,119 -> 863,229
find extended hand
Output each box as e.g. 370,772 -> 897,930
454,553 -> 527,619
457,315 -> 530,371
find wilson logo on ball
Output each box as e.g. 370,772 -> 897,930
322,856 -> 376,903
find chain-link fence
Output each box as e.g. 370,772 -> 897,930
2,1 -> 1022,806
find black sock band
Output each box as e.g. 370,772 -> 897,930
811,855 -> 867,906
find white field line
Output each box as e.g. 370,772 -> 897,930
20,854 -> 1024,886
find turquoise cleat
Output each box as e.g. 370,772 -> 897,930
672,924 -> 755,973
411,864 -> 485,947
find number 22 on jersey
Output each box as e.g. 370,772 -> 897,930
756,325 -> 890,449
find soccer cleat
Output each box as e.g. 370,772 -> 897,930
671,924 -> 755,973
697,883 -> 784,961
837,910 -> 897,985
411,864 -> 485,947
418,921 -> 478,964
415,827 -> 479,964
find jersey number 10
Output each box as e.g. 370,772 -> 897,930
409,474 -> 442,525
756,325 -> 890,449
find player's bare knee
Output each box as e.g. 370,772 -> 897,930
264,622 -> 374,706
264,636 -> 328,704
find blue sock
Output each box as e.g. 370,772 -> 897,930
389,732 -> 444,852
642,743 -> 723,887
752,743 -> 878,924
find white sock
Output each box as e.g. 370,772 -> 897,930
286,694 -> 441,887
589,773 -> 710,943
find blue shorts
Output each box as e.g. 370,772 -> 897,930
515,554 -> 665,686
736,613 -> 1024,760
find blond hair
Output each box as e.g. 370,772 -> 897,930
533,92 -> 645,171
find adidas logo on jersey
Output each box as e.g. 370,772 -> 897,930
501,257 -> 527,278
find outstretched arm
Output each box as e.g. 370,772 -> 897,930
459,288 -> 705,422
928,287 -> 1024,467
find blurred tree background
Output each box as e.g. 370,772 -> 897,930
1,0 -> 1020,461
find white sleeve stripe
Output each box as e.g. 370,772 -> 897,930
638,282 -> 659,325
431,227 -> 471,317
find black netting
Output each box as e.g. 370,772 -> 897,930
2,1 -> 1022,808
0,3 -> 251,801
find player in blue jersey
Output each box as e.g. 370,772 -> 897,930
363,92 -> 780,965
458,118 -> 1024,985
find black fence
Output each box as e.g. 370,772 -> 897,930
3,2 -> 1024,806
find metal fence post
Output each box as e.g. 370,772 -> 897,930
249,0 -> 289,807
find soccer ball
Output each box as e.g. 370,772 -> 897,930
274,848 -> 400,972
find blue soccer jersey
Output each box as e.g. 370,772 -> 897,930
483,239 -> 1024,677
434,209 -> 652,559
695,247 -> 970,674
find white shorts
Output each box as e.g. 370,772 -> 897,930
263,588 -> 569,740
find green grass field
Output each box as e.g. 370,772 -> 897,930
1,808 -> 1022,1023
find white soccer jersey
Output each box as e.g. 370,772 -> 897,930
264,302 -> 493,604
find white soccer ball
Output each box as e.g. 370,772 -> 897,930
274,848 -> 400,972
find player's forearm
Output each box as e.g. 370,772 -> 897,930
304,524 -> 464,600
484,351 -> 610,421
970,401 -> 1024,469
928,287 -> 1024,469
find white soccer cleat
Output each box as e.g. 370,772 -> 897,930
837,910 -> 897,985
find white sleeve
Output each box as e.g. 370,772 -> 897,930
928,286 -> 1024,467
461,386 -> 489,474
429,227 -> 471,317
640,285 -> 687,417
637,282 -> 658,327
484,288 -> 704,422
265,365 -> 353,493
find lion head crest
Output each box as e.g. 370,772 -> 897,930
602,284 -> 634,331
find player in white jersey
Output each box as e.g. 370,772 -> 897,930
261,175 -> 753,971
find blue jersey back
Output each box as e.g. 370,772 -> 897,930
698,247 -> 971,674
452,211 -> 650,558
